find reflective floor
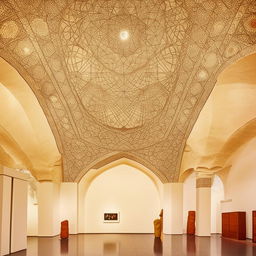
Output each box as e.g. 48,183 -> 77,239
10,234 -> 256,256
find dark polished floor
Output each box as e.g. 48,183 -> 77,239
10,234 -> 256,256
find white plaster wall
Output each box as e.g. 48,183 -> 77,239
28,182 -> 78,236
211,175 -> 224,233
37,182 -> 60,236
183,172 -> 196,233
221,138 -> 256,239
27,191 -> 38,236
163,183 -> 183,234
59,183 -> 78,234
80,164 -> 161,233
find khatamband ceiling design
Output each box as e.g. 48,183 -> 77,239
61,0 -> 188,129
0,0 -> 255,182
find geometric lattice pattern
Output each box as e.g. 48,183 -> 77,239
61,0 -> 189,128
0,0 -> 256,182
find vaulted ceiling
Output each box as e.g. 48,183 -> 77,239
0,57 -> 61,181
180,53 -> 256,178
0,0 -> 255,182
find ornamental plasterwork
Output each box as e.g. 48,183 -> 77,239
0,0 -> 255,182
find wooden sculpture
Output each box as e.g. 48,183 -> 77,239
60,220 -> 69,239
187,211 -> 196,235
154,209 -> 163,238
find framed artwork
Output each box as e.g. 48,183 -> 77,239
104,212 -> 120,223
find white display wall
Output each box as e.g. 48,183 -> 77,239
79,164 -> 162,233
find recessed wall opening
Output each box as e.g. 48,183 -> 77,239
78,162 -> 163,233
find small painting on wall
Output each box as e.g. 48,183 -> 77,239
104,212 -> 120,223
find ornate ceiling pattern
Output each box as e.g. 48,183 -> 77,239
0,0 -> 255,182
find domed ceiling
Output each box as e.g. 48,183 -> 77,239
0,0 -> 255,182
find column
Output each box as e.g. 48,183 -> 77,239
38,182 -> 60,236
195,168 -> 213,236
0,166 -> 29,255
163,183 -> 183,234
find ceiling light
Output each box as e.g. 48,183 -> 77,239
120,30 -> 129,41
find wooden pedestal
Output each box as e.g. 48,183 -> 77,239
222,212 -> 246,240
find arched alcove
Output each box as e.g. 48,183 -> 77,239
78,160 -> 163,233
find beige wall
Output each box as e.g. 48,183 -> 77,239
183,172 -> 196,233
37,182 -> 60,236
163,183 -> 183,234
27,194 -> 38,236
211,176 -> 224,234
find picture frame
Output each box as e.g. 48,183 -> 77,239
103,212 -> 120,223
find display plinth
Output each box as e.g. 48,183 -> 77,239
222,212 -> 246,240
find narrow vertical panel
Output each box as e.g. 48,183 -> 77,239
238,212 -> 246,240
11,179 -> 28,253
253,211 -> 256,243
0,175 -> 12,256
222,212 -> 229,238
